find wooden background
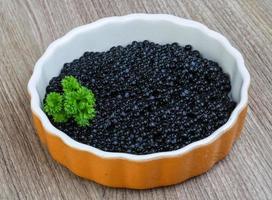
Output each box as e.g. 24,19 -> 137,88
1,0 -> 272,199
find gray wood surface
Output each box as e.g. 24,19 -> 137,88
1,0 -> 272,199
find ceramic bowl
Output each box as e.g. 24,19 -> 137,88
28,14 -> 250,189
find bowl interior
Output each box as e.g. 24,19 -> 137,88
36,17 -> 243,112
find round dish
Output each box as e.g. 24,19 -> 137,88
28,14 -> 250,189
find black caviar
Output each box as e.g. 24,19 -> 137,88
45,40 -> 236,155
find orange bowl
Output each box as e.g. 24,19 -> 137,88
28,14 -> 250,189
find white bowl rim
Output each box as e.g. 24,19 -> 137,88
28,14 -> 250,161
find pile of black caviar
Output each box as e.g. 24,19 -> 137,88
45,40 -> 236,155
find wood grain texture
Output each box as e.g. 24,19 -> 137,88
0,0 -> 271,199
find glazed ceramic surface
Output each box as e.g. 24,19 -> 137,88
28,14 -> 250,189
